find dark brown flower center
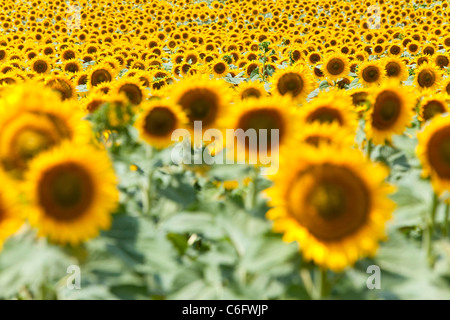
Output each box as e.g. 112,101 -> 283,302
143,107 -> 177,137
371,90 -> 401,130
38,163 -> 94,221
326,58 -> 345,76
417,69 -> 436,88
277,72 -> 304,97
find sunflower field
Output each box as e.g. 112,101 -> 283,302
0,0 -> 450,301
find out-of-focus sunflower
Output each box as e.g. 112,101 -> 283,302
222,96 -> 297,166
417,114 -> 450,196
209,58 -> 229,78
358,61 -> 385,87
433,53 -> 450,69
365,80 -> 415,145
270,65 -> 315,103
23,142 -> 119,245
294,121 -> 356,148
235,81 -> 267,101
171,75 -> 232,141
414,62 -> 443,92
266,144 -> 395,271
322,53 -> 350,81
382,56 -> 408,82
299,90 -> 358,133
418,94 -> 449,123
0,71 -> 23,86
87,63 -> 115,90
44,75 -> 76,101
135,100 -> 188,149
0,83 -> 91,178
63,59 -> 83,74
30,56 -> 52,75
81,93 -> 107,114
440,78 -> 450,95
112,77 -> 145,106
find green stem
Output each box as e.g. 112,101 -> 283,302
315,268 -> 327,300
426,192 -> 439,267
443,203 -> 449,237
247,167 -> 260,210
299,269 -> 315,300
367,139 -> 373,159
144,145 -> 155,215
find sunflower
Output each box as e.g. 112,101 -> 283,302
441,78 -> 450,95
417,114 -> 450,196
0,71 -> 23,86
418,94 -> 449,123
365,80 -> 415,145
81,93 -> 107,114
0,48 -> 7,63
306,51 -> 321,65
433,53 -> 450,69
0,82 -> 91,178
74,72 -> 88,86
414,62 -> 442,92
23,142 -> 119,245
30,56 -> 52,75
382,56 -> 408,82
265,144 -> 395,271
235,81 -> 267,101
0,171 -> 24,250
44,75 -> 76,101
63,59 -> 83,74
60,48 -> 77,61
87,63 -> 115,90
299,90 -> 358,133
135,100 -> 188,149
358,61 -> 385,87
112,77 -> 145,106
210,58 -> 229,78
406,40 -> 420,55
322,53 -> 350,81
415,54 -> 432,67
222,96 -> 297,166
270,65 -> 315,103
294,121 -> 356,148
171,75 -> 232,136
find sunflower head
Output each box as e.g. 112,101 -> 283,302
235,81 -> 267,101
270,65 -> 315,103
44,75 -> 76,101
300,89 -> 358,132
87,63 -> 115,90
418,94 -> 449,123
112,77 -> 145,106
358,61 -> 385,87
0,82 -> 91,178
223,96 -> 296,166
366,80 -> 415,145
171,75 -> 232,133
417,114 -> 450,196
383,56 -> 408,82
210,58 -> 229,78
414,62 -> 442,92
266,144 -> 395,271
322,53 -> 351,81
30,56 -> 52,75
23,142 -> 119,245
135,100 -> 188,149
